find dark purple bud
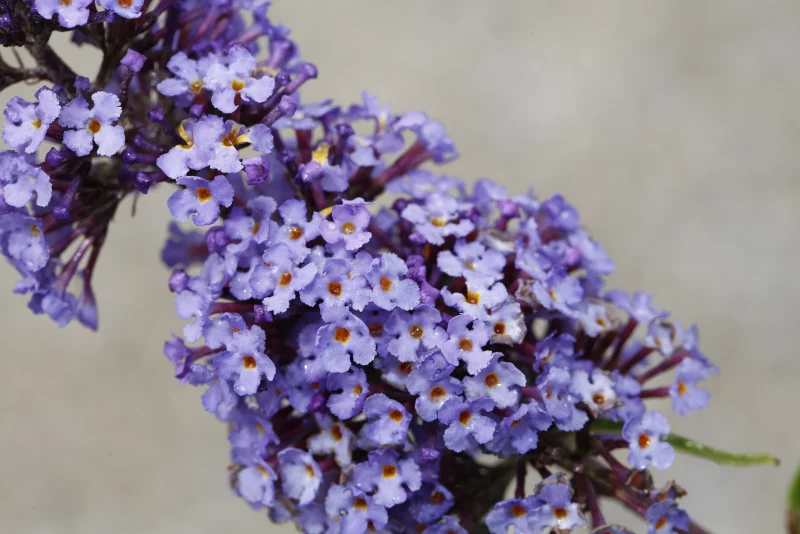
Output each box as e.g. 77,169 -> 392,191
307,392 -> 326,412
498,199 -> 519,218
205,227 -> 228,253
168,270 -> 189,293
53,175 -> 82,221
392,198 -> 409,213
132,134 -> 161,153
243,156 -> 271,185
274,70 -> 290,89
283,62 -> 318,94
89,11 -> 117,24
265,39 -> 295,70
418,282 -> 440,307
45,148 -> 70,168
121,49 -> 146,73
134,172 -> 166,194
262,95 -> 297,126
122,148 -> 157,165
420,447 -> 440,463
74,76 -> 91,92
148,107 -> 166,123
408,231 -> 427,246
254,305 -> 273,324
405,255 -> 426,281
190,104 -> 204,118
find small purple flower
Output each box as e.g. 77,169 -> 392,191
441,314 -> 493,375
623,411 -> 675,470
33,0 -> 92,27
385,305 -> 447,362
532,268 -> 583,318
533,332 -> 576,370
0,152 -> 51,208
268,198 -> 322,260
646,320 -> 676,356
308,417 -> 354,467
213,325 -> 276,395
326,368 -> 368,419
571,369 -> 618,415
401,194 -> 473,245
485,497 -> 540,534
204,46 -> 275,113
157,118 -> 213,179
353,449 -> 422,508
98,0 -> 144,18
488,402 -> 552,455
324,485 -> 388,534
645,500 -> 690,534
537,366 -> 589,431
235,461 -> 276,509
360,393 -> 411,446
193,117 -> 272,174
463,356 -> 525,408
157,52 -> 218,104
437,239 -> 506,284
408,483 -> 455,524
300,257 -> 370,312
407,370 -> 462,422
3,88 -> 61,154
367,252 -> 420,311
250,244 -> 318,314
167,175 -> 234,226
320,199 -> 372,251
438,396 -> 496,452
299,143 -> 350,193
60,92 -> 125,157
669,358 -> 713,416
1,214 -> 48,272
277,448 -> 322,506
532,477 -> 586,532
441,279 -> 507,322
487,300 -> 527,346
386,169 -> 462,200
315,306 -> 376,373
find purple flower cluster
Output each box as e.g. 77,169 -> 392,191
0,2 -> 727,533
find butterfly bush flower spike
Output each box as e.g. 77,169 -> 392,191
0,3 -> 760,534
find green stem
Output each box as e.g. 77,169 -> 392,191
590,419 -> 779,467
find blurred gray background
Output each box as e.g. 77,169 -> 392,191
1,1 -> 799,533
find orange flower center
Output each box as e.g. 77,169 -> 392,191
328,281 -> 342,296
29,223 -> 40,237
484,373 -> 499,388
352,384 -> 363,395
458,410 -> 472,425
256,465 -> 269,477
458,338 -> 473,352
190,80 -> 204,93
655,517 -> 667,529
87,119 -> 102,134
592,392 -> 606,406
353,497 -> 368,510
118,0 -> 133,6
638,433 -> 652,449
430,217 -> 447,227
553,507 -> 568,520
334,327 -> 351,343
31,117 -> 42,129
493,322 -> 506,335
466,291 -> 480,305
430,491 -> 446,504
677,381 -> 688,396
305,465 -> 315,477
341,222 -> 356,235
429,386 -> 446,400
389,409 -> 404,422
511,504 -> 526,517
408,324 -> 424,339
379,276 -> 393,292
330,425 -> 343,441
398,362 -> 414,375
195,187 -> 212,202
288,226 -> 303,240
279,272 -> 292,286
368,322 -> 384,337
242,356 -> 257,369
381,464 -> 397,478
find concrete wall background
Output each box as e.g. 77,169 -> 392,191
1,2 -> 798,532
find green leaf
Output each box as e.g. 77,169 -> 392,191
787,465 -> 800,534
590,419 -> 780,467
